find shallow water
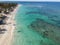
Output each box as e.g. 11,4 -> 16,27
13,4 -> 60,45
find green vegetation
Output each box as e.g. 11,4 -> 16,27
0,3 -> 18,25
0,3 -> 18,14
0,3 -> 17,9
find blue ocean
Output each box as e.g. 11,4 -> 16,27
13,2 -> 60,45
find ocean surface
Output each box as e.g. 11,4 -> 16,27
13,2 -> 60,45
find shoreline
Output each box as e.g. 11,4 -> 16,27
0,4 -> 21,45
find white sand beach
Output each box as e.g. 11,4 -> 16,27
0,4 -> 21,45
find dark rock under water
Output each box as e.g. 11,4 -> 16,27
28,18 -> 60,45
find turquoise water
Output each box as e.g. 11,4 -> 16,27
13,5 -> 60,45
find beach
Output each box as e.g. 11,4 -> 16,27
0,4 -> 20,45
0,2 -> 60,45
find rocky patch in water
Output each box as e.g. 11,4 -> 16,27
28,18 -> 60,45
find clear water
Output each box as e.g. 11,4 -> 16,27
13,4 -> 60,45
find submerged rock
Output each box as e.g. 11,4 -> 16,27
28,18 -> 60,45
17,31 -> 21,33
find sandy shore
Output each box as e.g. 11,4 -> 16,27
0,4 -> 21,45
